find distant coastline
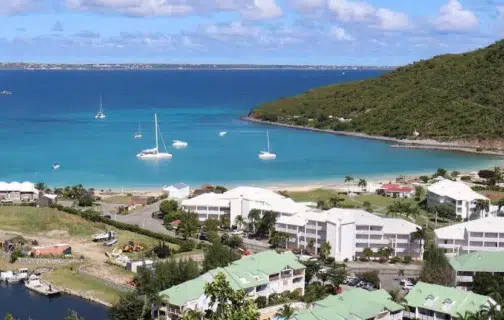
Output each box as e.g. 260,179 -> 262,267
241,117 -> 504,157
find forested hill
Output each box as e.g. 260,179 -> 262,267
249,40 -> 504,144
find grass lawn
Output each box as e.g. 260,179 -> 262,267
102,195 -> 132,205
0,206 -> 103,237
285,189 -> 343,202
43,266 -> 123,304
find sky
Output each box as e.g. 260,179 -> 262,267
0,0 -> 503,65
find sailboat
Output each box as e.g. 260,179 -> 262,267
136,113 -> 172,159
134,121 -> 142,139
172,140 -> 188,148
258,131 -> 276,160
95,96 -> 106,119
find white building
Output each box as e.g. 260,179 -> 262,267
181,186 -> 308,224
0,182 -> 39,202
276,208 -> 423,261
427,179 -> 489,220
162,182 -> 190,200
435,217 -> 504,257
158,251 -> 305,320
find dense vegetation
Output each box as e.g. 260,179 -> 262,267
250,40 -> 504,142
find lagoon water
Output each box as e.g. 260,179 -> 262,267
0,283 -> 108,319
0,69 -> 501,189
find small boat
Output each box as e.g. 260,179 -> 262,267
52,163 -> 60,170
6,268 -> 29,283
92,230 -> 116,242
219,131 -> 227,137
95,96 -> 106,120
137,113 -> 172,159
258,131 -> 276,160
0,90 -> 12,96
172,140 -> 188,148
134,121 -> 142,139
104,238 -> 118,246
0,271 -> 13,282
25,275 -> 61,296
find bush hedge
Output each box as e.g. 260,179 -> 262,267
50,204 -> 195,252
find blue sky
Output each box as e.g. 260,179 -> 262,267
0,0 -> 503,65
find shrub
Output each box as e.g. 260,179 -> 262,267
419,176 -> 429,183
268,293 -> 281,306
325,257 -> 335,265
402,256 -> 413,264
478,170 -> 495,180
378,257 -> 387,264
343,258 -> 349,262
179,240 -> 196,252
289,290 -> 302,301
460,176 -> 472,182
78,194 -> 94,207
255,296 -> 268,308
10,249 -> 23,263
389,256 -> 401,264
358,271 -> 380,288
153,242 -> 171,259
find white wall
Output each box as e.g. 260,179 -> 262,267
340,222 -> 356,260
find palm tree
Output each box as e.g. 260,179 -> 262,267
362,247 -> 373,261
307,239 -> 316,254
316,199 -> 326,210
248,209 -> 261,233
362,201 -> 373,212
405,205 -> 420,219
319,242 -> 332,260
344,176 -> 354,192
182,309 -> 204,320
410,227 -> 427,258
358,178 -> 367,191
474,199 -> 490,219
494,166 -> 503,184
387,289 -> 402,303
275,304 -> 296,319
234,215 -> 244,230
35,182 -> 46,192
497,198 -> 504,216
328,196 -> 343,208
414,186 -> 425,201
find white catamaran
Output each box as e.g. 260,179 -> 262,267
95,96 -> 106,119
258,131 -> 276,160
137,113 -> 172,159
134,121 -> 143,139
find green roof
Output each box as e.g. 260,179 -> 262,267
293,288 -> 404,320
449,251 -> 504,273
159,250 -> 305,306
404,282 -> 492,317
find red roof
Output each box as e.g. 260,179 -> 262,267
170,219 -> 181,225
381,184 -> 413,193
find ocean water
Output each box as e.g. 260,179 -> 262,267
0,283 -> 108,320
0,69 -> 501,189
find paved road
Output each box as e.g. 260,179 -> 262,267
113,201 -> 171,235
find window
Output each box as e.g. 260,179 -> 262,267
457,207 -> 462,213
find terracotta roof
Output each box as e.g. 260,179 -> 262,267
381,184 -> 413,193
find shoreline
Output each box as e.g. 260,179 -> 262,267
241,117 -> 504,157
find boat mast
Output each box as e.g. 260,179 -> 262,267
266,131 -> 270,153
155,113 -> 159,151
99,95 -> 103,113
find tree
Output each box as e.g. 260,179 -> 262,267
203,241 -> 240,272
182,309 -> 204,320
303,283 -> 329,303
478,169 -> 495,180
204,272 -> 259,320
377,247 -> 393,259
419,176 -> 429,183
203,219 -> 220,233
388,289 -> 402,303
3,314 -> 15,320
35,182 -> 46,192
228,235 -> 244,249
257,211 -> 276,239
255,296 -> 268,308
419,245 -> 453,286
328,196 -> 344,208
316,199 -> 327,210
435,168 -> 447,178
275,304 -> 296,319
327,264 -> 347,289
153,242 -> 171,259
219,215 -> 230,229
362,248 -> 373,261
214,185 -> 228,194
344,176 -> 354,191
234,215 -> 245,230
307,239 -> 316,254
431,204 -> 457,221
494,167 -> 503,184
247,209 -> 261,233
358,179 -> 367,191
410,227 -> 427,257
160,199 -> 178,215
65,310 -> 84,320
319,242 -> 331,260
301,260 -> 321,283
359,271 -> 380,288
475,199 -> 490,219
414,186 -> 425,201
269,231 -> 288,249
405,205 -> 420,219
450,171 -> 460,179
164,210 -> 181,224
78,194 -> 94,207
109,292 -> 144,320
177,211 -> 200,239
473,273 -> 504,302
362,201 -> 373,212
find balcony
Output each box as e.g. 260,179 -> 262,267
293,269 -> 304,276
269,274 -> 280,281
356,229 -> 383,236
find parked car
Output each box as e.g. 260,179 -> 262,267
103,215 -> 112,219
231,230 -> 243,235
402,283 -> 414,291
363,283 -> 375,291
151,211 -> 164,219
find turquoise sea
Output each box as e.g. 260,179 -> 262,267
0,69 -> 501,189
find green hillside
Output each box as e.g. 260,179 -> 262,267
249,40 -> 504,142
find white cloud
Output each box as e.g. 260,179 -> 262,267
498,6 -> 504,18
375,8 -> 410,30
203,21 -> 261,37
66,0 -> 194,16
327,0 -> 374,22
217,0 -> 282,20
0,0 -> 39,15
290,0 -> 325,11
52,21 -> 64,32
330,26 -> 353,41
433,0 -> 478,32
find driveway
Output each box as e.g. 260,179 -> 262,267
113,201 -> 170,235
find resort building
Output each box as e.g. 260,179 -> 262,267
181,186 -> 308,224
434,217 -> 504,256
292,288 -> 404,320
162,182 -> 190,200
403,281 -> 500,320
377,184 -> 414,198
427,179 -> 489,220
0,181 -> 39,202
158,250 -> 305,320
276,208 -> 423,261
449,251 -> 504,288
